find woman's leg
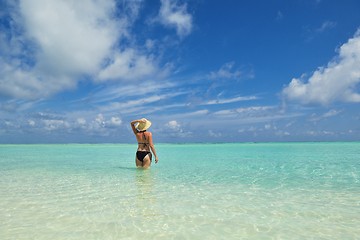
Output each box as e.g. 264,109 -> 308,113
142,157 -> 151,168
135,156 -> 143,167
142,153 -> 152,168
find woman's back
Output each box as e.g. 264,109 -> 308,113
136,131 -> 151,151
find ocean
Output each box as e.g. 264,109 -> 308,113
1,142 -> 359,239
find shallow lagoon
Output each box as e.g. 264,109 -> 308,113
1,142 -> 359,239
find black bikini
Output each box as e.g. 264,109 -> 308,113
136,151 -> 151,162
136,131 -> 152,162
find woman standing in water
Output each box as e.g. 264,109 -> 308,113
130,118 -> 158,168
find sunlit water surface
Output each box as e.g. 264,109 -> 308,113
1,142 -> 359,239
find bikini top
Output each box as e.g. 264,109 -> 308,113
138,131 -> 148,146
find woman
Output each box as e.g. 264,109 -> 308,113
130,118 -> 158,168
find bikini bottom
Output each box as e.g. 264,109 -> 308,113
136,151 -> 152,162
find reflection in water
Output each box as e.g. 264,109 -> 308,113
116,166 -> 138,171
133,169 -> 159,221
135,169 -> 154,201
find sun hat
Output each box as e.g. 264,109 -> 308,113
136,118 -> 152,131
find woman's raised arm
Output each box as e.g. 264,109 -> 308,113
130,119 -> 144,135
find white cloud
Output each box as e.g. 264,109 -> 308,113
100,95 -> 162,113
283,29 -> 360,104
43,119 -> 69,131
238,126 -> 257,133
213,106 -> 275,117
275,130 -> 290,136
0,0 -> 192,100
76,113 -> 122,136
322,109 -> 341,118
109,116 -> 122,127
309,109 -> 342,122
77,118 -> 87,125
164,119 -> 192,137
205,95 -> 258,105
0,62 -> 75,99
316,21 -> 337,33
0,0 -> 156,99
82,81 -> 177,105
145,39 -> 156,50
99,91 -> 187,115
264,124 -> 272,130
182,110 -> 209,118
236,106 -> 275,113
166,120 -> 181,131
285,121 -> 295,128
306,130 -> 336,136
265,124 -> 277,130
28,120 -> 36,127
20,0 -> 119,74
0,0 -> 120,99
211,105 -> 303,125
208,62 -> 242,80
213,109 -> 236,117
208,130 -> 221,137
1,108 -> 123,138
158,0 -> 193,37
97,48 -> 157,81
95,114 -> 106,127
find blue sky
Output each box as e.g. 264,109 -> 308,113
0,0 -> 359,143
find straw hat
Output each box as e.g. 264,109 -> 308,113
136,118 -> 152,131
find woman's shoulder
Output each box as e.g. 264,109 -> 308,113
136,131 -> 152,137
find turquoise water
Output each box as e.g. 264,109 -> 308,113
1,142 -> 359,239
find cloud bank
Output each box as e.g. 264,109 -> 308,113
283,29 -> 360,104
0,0 -> 121,99
0,0 -> 193,100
